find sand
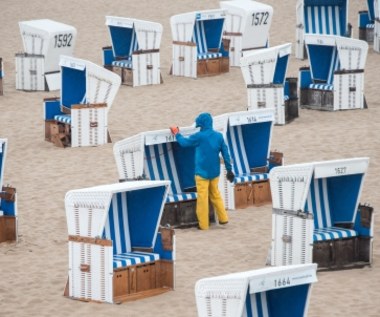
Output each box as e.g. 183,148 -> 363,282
0,0 -> 379,316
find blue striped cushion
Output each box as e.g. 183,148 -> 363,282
309,83 -> 333,91
113,252 -> 160,268
234,173 -> 269,184
54,114 -> 72,124
366,23 -> 375,29
284,95 -> 289,101
313,227 -> 358,242
197,52 -> 223,60
112,60 -> 132,68
304,5 -> 343,35
166,192 -> 197,203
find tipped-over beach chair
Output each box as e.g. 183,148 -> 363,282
240,43 -> 298,125
374,0 -> 380,52
220,0 -> 273,67
64,180 -> 175,304
0,139 -> 18,243
113,126 -> 216,228
269,158 -> 374,270
358,0 -> 376,43
44,55 -> 121,148
195,263 -> 318,317
296,0 -> 351,59
103,16 -> 163,87
170,9 -> 230,78
16,19 -> 77,91
299,34 -> 368,111
214,109 -> 283,210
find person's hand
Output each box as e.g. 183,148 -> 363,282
226,170 -> 235,183
170,126 -> 179,135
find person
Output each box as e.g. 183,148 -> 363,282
170,112 -> 235,230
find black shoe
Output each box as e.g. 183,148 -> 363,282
219,221 -> 228,225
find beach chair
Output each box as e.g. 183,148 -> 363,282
269,158 -> 374,270
214,109 -> 283,210
103,16 -> 163,87
113,126 -> 216,228
0,139 -> 18,243
296,0 -> 351,59
16,19 -> 77,91
64,180 -> 175,304
299,34 -> 368,111
195,263 -> 317,317
240,43 -> 298,125
220,0 -> 273,67
170,9 -> 230,78
358,0 -> 376,43
374,0 -> 380,52
44,55 -> 121,148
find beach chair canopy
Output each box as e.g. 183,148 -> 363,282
65,180 -> 170,252
240,43 -> 292,86
270,157 -> 370,241
195,263 -> 318,317
170,9 -> 226,59
19,19 -> 77,73
297,0 -> 349,36
220,0 -> 273,49
106,16 -> 162,61
59,55 -> 121,111
305,34 -> 368,86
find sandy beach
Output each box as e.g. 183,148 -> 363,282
0,0 -> 379,316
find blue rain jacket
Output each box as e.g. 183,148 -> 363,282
176,113 -> 232,180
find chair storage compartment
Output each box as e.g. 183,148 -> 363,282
252,181 -> 271,206
285,99 -> 299,123
197,59 -> 223,77
301,89 -> 334,111
178,199 -> 198,225
113,66 -> 133,86
221,57 -> 229,73
312,241 -> 333,269
197,60 -> 207,76
358,28 -> 374,43
113,268 -> 132,298
234,183 -> 248,209
206,59 -> 221,75
0,216 -> 16,243
136,263 -> 157,292
334,238 -> 356,268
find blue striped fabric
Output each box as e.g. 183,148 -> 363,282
284,95 -> 290,101
227,125 -> 268,184
313,227 -> 357,241
112,60 -> 132,68
366,23 -> 375,29
113,251 -> 160,268
144,143 -> 196,203
245,291 -> 269,317
198,53 -> 223,60
54,114 -> 72,124
309,83 -> 334,91
193,20 -> 221,60
304,5 -> 342,35
103,192 -> 132,254
327,47 -> 340,85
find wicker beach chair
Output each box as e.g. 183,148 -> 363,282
296,0 -> 351,59
15,19 -> 77,91
220,0 -> 273,67
170,9 -> 230,78
103,16 -> 163,87
358,0 -> 376,43
299,34 -> 368,111
269,158 -> 374,270
195,264 -> 318,317
0,139 -> 18,243
240,43 -> 298,125
64,180 -> 175,304
44,55 -> 121,148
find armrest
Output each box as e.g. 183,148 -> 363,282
0,186 -> 16,216
354,203 -> 374,237
299,67 -> 312,89
358,11 -> 371,28
268,151 -> 284,170
102,46 -> 115,66
154,227 -> 175,260
43,98 -> 61,120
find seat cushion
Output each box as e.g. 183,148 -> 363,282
166,192 -> 197,203
366,23 -> 375,29
234,173 -> 269,184
112,60 -> 132,68
198,52 -> 222,60
309,83 -> 334,91
313,227 -> 358,242
54,114 -> 71,124
113,252 -> 160,269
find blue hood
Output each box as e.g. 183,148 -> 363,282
195,113 -> 213,130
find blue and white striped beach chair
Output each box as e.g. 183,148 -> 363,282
44,55 -> 121,147
0,139 -> 18,243
103,16 -> 163,87
270,158 -> 374,270
195,264 -> 318,317
170,9 -> 229,78
358,0 -> 376,43
296,0 -> 351,59
299,34 -> 368,111
65,180 -> 175,304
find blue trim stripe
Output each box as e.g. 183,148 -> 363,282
309,83 -> 334,90
234,173 -> 269,184
54,114 -> 72,124
113,251 -> 160,268
198,53 -> 222,59
228,125 -> 250,176
313,227 -> 358,241
166,192 -> 197,203
194,20 -> 208,54
246,292 -> 269,317
305,5 -> 343,35
112,60 -> 132,68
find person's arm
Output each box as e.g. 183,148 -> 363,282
221,140 -> 232,172
176,132 -> 200,148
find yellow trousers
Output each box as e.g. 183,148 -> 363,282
195,175 -> 229,230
